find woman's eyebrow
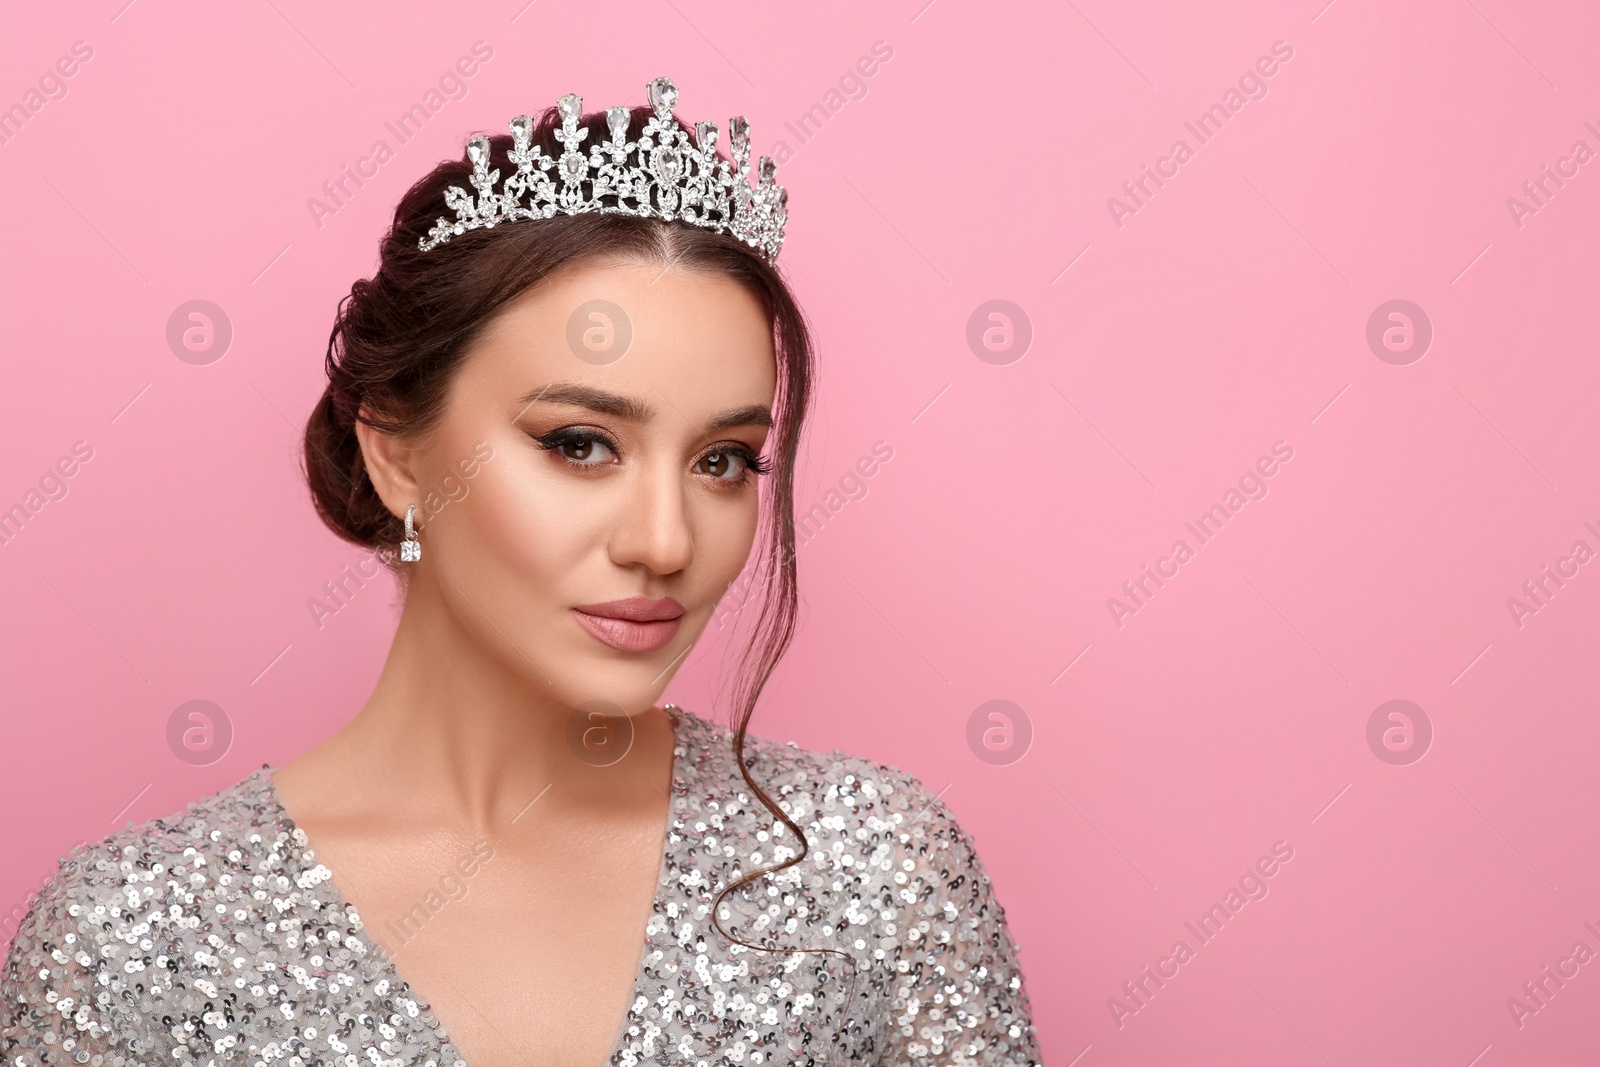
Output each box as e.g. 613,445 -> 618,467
706,405 -> 773,430
515,382 -> 772,430
516,382 -> 652,421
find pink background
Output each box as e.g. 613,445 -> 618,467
3,0 -> 1599,1062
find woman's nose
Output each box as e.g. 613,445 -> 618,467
606,462 -> 695,576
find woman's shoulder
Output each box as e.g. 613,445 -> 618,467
672,707 -> 1043,1062
1,768 -> 299,1058
6,767 -> 287,954
676,703 -> 954,825
673,704 -> 989,883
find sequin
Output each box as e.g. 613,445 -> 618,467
2,706 -> 1042,1065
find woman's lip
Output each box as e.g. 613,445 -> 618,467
572,596 -> 686,622
572,609 -> 682,653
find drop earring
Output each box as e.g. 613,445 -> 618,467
400,504 -> 422,562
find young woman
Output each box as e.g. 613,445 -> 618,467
1,78 -> 1043,1066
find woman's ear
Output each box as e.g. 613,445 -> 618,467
354,404 -> 421,521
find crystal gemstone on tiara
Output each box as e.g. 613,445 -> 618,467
418,75 -> 787,262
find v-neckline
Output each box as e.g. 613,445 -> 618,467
254,704 -> 693,1067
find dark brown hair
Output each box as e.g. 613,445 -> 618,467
302,103 -> 831,963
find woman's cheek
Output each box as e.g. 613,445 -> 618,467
462,459 -> 585,575
695,491 -> 761,596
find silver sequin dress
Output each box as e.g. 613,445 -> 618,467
2,706 -> 1044,1066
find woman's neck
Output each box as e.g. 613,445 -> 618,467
274,569 -> 678,838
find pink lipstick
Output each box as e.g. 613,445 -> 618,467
572,596 -> 685,653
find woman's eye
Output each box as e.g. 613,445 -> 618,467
561,435 -> 610,463
534,429 -> 768,483
697,448 -> 770,483
697,450 -> 747,480
535,429 -> 617,466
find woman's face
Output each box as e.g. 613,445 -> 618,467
364,256 -> 777,716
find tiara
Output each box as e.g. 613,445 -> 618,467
418,76 -> 788,262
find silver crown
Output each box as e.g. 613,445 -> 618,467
419,76 -> 788,262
